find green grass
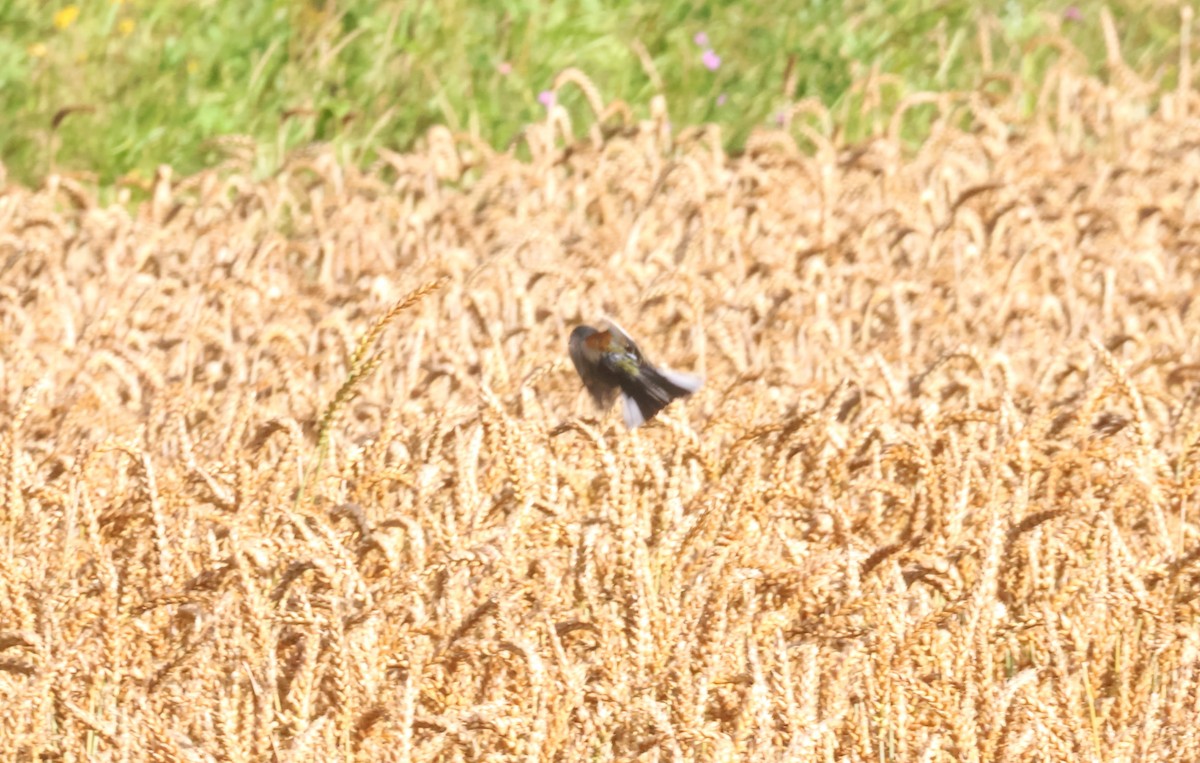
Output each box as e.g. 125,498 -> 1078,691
0,0 -> 1188,189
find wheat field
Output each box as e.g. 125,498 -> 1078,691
4,46 -> 1200,762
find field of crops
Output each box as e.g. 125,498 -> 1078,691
3,49 -> 1200,762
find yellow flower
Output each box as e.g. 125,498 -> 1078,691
28,42 -> 48,58
53,5 -> 80,30
118,18 -> 135,36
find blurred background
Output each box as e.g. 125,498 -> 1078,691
0,0 -> 1184,190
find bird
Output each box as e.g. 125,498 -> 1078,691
568,319 -> 702,428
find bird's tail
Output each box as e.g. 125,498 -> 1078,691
619,364 -> 703,428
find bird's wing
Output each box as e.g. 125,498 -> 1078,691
656,367 -> 703,395
568,329 -> 594,378
621,392 -> 647,428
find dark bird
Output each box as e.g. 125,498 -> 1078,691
568,319 -> 702,428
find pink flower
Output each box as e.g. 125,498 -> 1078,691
538,90 -> 556,108
701,49 -> 721,71
716,93 -> 727,106
693,31 -> 709,47
497,61 -> 512,75
1063,6 -> 1082,22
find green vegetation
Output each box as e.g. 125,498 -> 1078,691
0,0 -> 1188,188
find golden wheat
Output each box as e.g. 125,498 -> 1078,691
2,25 -> 1200,763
